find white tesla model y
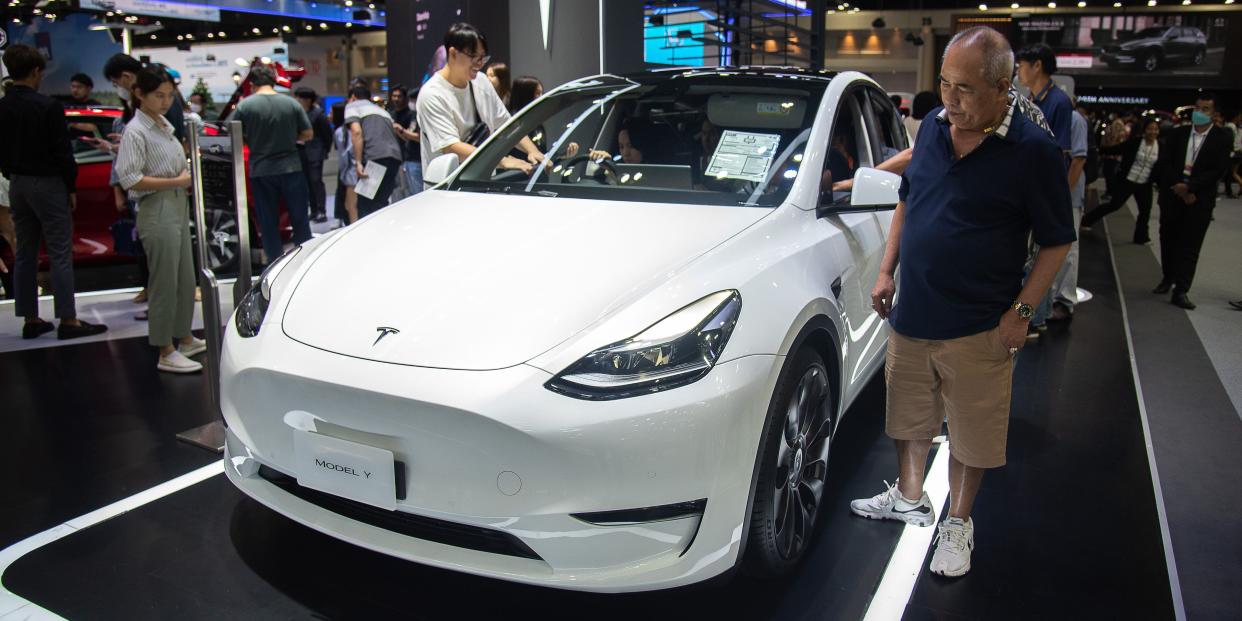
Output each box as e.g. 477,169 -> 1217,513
221,67 -> 905,592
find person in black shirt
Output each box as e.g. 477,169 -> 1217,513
68,73 -> 101,107
388,84 -> 423,197
0,46 -> 108,340
295,87 -> 334,223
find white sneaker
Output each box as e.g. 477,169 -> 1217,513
158,350 -> 203,374
849,480 -> 936,527
929,517 -> 974,577
179,337 -> 207,358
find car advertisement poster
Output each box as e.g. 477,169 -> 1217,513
1012,13 -> 1230,77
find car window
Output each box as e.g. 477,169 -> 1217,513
448,74 -> 827,207
818,87 -> 869,206
865,88 -> 907,164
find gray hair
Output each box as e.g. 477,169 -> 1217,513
943,26 -> 1014,85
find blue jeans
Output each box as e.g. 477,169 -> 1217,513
402,161 -> 423,197
252,171 -> 312,264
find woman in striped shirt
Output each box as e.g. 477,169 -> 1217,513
114,68 -> 205,373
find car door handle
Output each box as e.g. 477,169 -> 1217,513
831,277 -> 843,299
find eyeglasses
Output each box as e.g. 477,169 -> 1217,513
459,50 -> 491,67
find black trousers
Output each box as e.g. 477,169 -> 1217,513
303,157 -> 327,217
1101,157 -> 1120,196
1081,178 -> 1155,241
1158,191 -> 1215,293
10,175 -> 77,319
355,158 -> 401,219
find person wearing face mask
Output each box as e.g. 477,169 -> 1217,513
104,53 -> 186,144
1151,92 -> 1233,310
417,23 -> 544,189
188,92 -> 208,117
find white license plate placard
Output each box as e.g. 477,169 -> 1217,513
293,430 -> 397,511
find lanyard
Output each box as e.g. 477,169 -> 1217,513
1184,129 -> 1208,176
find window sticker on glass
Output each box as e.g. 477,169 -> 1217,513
704,130 -> 782,183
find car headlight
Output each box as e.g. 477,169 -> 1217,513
546,290 -> 741,401
235,246 -> 300,338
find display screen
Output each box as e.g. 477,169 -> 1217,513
1012,13 -> 1231,77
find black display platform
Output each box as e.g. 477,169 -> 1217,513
1,226 -> 1175,620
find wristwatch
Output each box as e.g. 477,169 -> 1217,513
1012,301 -> 1034,321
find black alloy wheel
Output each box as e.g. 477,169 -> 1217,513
744,348 -> 835,577
1142,52 -> 1160,72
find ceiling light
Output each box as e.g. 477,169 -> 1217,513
368,2 -> 375,8
282,25 -> 292,32
979,3 -> 988,8
345,21 -> 353,27
305,24 -> 313,30
1148,0 -> 1156,4
251,27 -> 261,34
207,32 -> 214,38
1113,1 -> 1121,5
176,35 -> 184,40
320,22 -> 328,29
150,34 -> 157,39
1047,1 -> 1056,6
1182,0 -> 1190,3
344,0 -> 352,5
218,31 -> 226,36
1078,0 -> 1086,5
185,33 -> 194,39
235,57 -> 250,66
1011,2 -> 1020,7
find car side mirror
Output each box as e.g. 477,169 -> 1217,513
817,167 -> 901,216
423,153 -> 461,187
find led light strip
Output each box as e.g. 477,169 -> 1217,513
860,438 -> 951,621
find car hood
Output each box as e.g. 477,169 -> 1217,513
280,190 -> 770,370
1117,38 -> 1157,49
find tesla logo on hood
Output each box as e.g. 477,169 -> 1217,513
372,327 -> 400,346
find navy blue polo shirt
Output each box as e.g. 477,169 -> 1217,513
1032,80 -> 1073,162
889,104 -> 1076,341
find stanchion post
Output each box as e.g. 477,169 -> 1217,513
178,121 -> 227,452
229,120 -> 253,306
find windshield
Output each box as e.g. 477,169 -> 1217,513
1131,27 -> 1170,39
66,116 -> 114,159
446,73 -> 828,207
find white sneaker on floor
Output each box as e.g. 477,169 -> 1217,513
179,337 -> 207,358
158,350 -> 203,374
930,517 -> 974,577
849,480 -> 936,527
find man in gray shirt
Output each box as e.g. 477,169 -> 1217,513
345,85 -> 403,218
234,65 -> 313,263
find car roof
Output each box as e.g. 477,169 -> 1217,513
64,107 -> 124,118
618,65 -> 839,86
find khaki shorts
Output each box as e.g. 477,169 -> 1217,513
885,327 -> 1015,469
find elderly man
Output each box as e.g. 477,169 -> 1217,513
850,26 -> 1075,577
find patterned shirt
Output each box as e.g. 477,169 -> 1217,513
114,110 -> 187,200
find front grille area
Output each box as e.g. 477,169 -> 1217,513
257,465 -> 544,561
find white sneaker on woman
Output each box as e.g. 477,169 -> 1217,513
929,517 -> 974,577
179,337 -> 207,358
158,350 -> 203,374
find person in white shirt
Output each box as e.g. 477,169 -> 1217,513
1081,117 -> 1161,243
417,23 -> 543,189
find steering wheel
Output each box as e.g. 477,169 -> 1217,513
557,154 -> 620,185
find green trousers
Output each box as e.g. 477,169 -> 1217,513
137,189 -> 195,348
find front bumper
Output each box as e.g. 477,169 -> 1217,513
220,327 -> 782,592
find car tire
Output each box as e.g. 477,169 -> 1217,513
1192,48 -> 1205,66
743,347 -> 835,578
1142,52 -> 1160,72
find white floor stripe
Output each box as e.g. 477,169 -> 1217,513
861,438 -> 951,621
0,461 -> 224,620
1100,217 -> 1187,621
